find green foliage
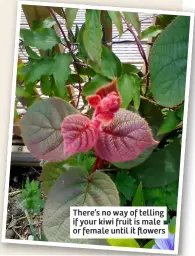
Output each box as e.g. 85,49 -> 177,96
108,11 -> 123,37
169,217 -> 176,234
16,11 -> 189,246
158,14 -> 177,27
116,171 -> 137,201
20,178 -> 45,214
90,46 -> 122,79
52,53 -> 73,98
150,16 -> 190,107
122,63 -> 140,74
83,74 -> 110,96
118,73 -> 141,109
177,104 -> 184,120
65,8 -> 78,30
20,28 -> 61,50
158,110 -> 180,135
43,167 -> 119,243
123,12 -> 141,35
143,182 -> 178,210
131,139 -> 181,188
140,25 -> 163,40
143,240 -> 155,248
107,238 -> 140,248
132,183 -> 145,206
83,10 -> 102,66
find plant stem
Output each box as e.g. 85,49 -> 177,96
120,12 -> 150,96
92,156 -> 104,173
24,210 -> 39,241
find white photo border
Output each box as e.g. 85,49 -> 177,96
1,0 -> 194,255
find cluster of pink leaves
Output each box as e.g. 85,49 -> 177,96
61,80 -> 158,163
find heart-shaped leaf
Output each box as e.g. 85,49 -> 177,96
40,161 -> 76,196
150,16 -> 190,107
43,167 -> 120,243
113,99 -> 164,169
61,114 -> 99,155
94,109 -> 158,163
20,97 -> 77,162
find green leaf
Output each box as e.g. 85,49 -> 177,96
177,104 -> 184,120
116,172 -> 137,200
42,17 -> 56,28
143,182 -> 178,210
52,53 -> 73,98
140,25 -> 163,40
21,178 -> 44,214
26,58 -> 54,84
132,183 -> 145,206
143,240 -> 155,249
169,217 -> 176,234
123,12 -> 141,35
20,28 -> 61,50
40,162 -> 67,196
150,16 -> 190,107
90,45 -> 121,79
158,111 -> 180,135
122,63 -> 140,74
107,238 -> 140,248
43,167 -> 119,243
82,74 -> 110,96
118,74 -> 134,109
75,153 -> 96,172
83,10 -> 102,66
25,46 -> 41,60
65,8 -> 78,30
66,74 -> 84,85
17,63 -> 31,82
108,11 -> 123,37
131,139 -> 181,188
40,75 -> 52,96
16,85 -> 30,97
158,15 -> 177,27
77,24 -> 89,61
32,17 -> 56,30
113,98 -> 164,169
77,66 -> 96,77
118,74 -> 141,109
119,194 -> 127,206
20,97 -> 77,162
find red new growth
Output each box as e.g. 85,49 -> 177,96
61,79 -> 158,163
86,79 -> 121,125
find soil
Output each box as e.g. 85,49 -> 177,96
5,165 -> 44,240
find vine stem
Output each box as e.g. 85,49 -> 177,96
48,8 -> 72,51
48,7 -> 85,109
120,12 -> 150,96
88,156 -> 104,182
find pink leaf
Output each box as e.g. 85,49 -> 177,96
96,78 -> 119,99
61,114 -> 100,155
94,109 -> 159,163
86,94 -> 101,108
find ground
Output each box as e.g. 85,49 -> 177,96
5,165 -> 43,240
